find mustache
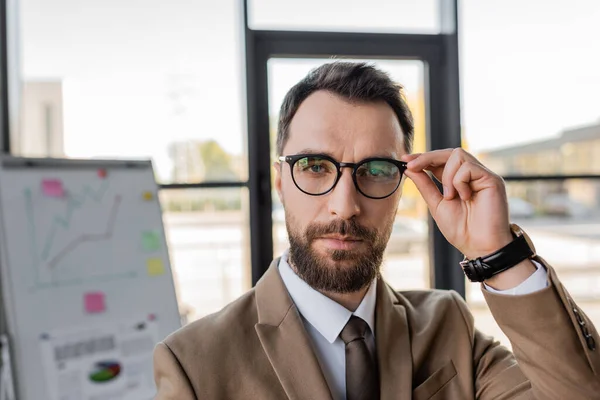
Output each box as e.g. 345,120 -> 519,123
304,219 -> 377,243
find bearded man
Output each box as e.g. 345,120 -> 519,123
154,62 -> 600,400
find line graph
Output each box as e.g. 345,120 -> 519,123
40,180 -> 110,261
47,195 -> 122,268
23,180 -> 138,289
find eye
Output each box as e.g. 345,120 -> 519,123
358,161 -> 398,179
369,167 -> 386,176
297,157 -> 333,174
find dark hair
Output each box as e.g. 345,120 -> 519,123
276,61 -> 414,156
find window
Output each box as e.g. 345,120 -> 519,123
461,0 -> 600,347
17,0 -> 251,322
248,0 -> 440,33
160,188 -> 251,323
18,0 -> 247,184
461,0 -> 600,175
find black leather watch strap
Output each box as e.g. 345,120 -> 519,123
460,234 -> 535,282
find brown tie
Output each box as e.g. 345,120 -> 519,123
340,316 -> 379,400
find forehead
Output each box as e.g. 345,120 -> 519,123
284,90 -> 405,159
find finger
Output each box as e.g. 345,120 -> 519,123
406,148 -> 453,172
408,148 -> 479,173
400,153 -> 421,162
441,149 -> 466,200
404,169 -> 443,215
452,161 -> 499,200
453,162 -> 475,201
409,148 -> 479,191
419,165 -> 444,185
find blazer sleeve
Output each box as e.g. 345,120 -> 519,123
462,257 -> 600,399
153,342 -> 197,400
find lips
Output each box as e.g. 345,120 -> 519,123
319,235 -> 362,242
304,219 -> 378,250
315,236 -> 364,251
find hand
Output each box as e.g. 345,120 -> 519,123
401,148 -> 537,290
401,148 -> 513,260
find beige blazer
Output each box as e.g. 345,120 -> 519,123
154,257 -> 600,399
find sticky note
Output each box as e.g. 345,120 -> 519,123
142,191 -> 153,201
42,179 -> 65,198
84,292 -> 106,314
147,258 -> 165,277
98,169 -> 107,179
141,231 -> 161,251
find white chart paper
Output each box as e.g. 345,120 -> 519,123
39,316 -> 158,400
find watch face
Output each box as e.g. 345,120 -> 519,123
510,223 -> 536,255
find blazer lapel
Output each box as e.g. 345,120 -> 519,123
254,260 -> 333,400
376,279 -> 413,400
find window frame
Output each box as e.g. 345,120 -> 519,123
0,0 -> 468,296
243,0 -> 464,293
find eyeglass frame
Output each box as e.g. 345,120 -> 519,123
278,153 -> 408,200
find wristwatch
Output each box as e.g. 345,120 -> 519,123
460,223 -> 536,283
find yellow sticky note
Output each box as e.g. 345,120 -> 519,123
146,258 -> 165,277
143,191 -> 153,201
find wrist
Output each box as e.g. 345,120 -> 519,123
463,235 -> 513,260
483,259 -> 537,291
460,224 -> 536,283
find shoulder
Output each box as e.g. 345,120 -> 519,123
163,288 -> 259,358
155,281 -> 282,395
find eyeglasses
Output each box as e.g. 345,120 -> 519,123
278,153 -> 407,199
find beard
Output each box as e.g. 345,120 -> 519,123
286,216 -> 392,294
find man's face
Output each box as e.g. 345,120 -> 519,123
274,90 -> 407,293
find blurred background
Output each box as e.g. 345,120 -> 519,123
2,0 -> 600,351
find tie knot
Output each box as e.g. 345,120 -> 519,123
340,316 -> 369,345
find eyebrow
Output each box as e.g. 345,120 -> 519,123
293,148 -> 398,160
294,148 -> 335,158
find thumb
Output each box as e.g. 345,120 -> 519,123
404,169 -> 443,215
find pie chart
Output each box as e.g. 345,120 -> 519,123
89,361 -> 121,383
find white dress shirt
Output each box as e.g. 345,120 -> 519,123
278,250 -> 548,400
483,260 -> 548,295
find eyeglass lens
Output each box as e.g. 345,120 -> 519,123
291,156 -> 402,198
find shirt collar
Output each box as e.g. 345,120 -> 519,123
278,250 -> 377,344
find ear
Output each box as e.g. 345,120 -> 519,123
273,161 -> 284,203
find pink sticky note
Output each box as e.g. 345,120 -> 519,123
84,292 -> 106,314
42,179 -> 65,197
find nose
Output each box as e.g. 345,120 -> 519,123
327,168 -> 361,220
